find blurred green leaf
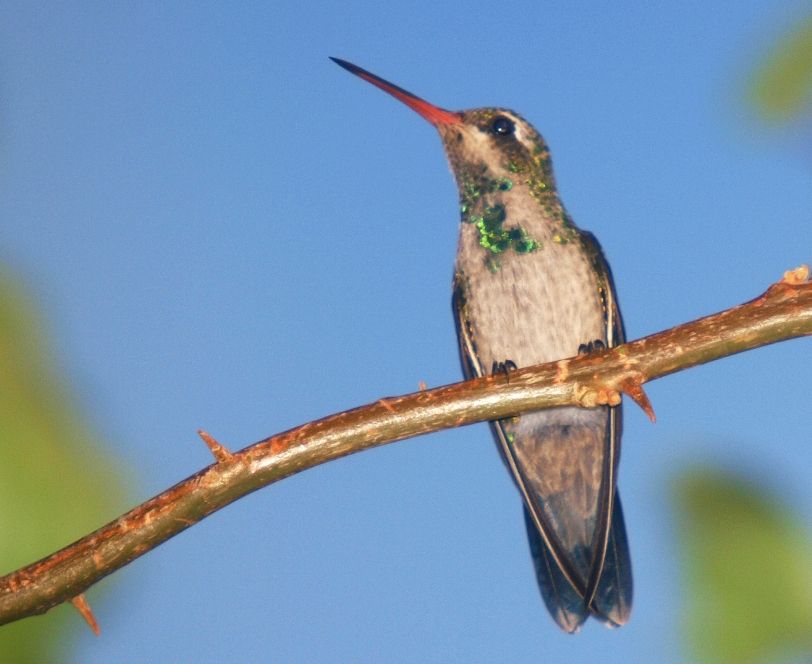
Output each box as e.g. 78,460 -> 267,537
674,468 -> 812,663
0,269 -> 130,662
749,14 -> 812,123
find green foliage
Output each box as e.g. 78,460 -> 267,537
674,468 -> 812,663
749,14 -> 812,123
0,270 -> 129,662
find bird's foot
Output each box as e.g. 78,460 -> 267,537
492,359 -> 518,384
577,339 -> 606,355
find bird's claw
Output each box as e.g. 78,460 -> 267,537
577,339 -> 606,355
492,359 -> 518,383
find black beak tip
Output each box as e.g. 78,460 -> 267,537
329,57 -> 357,74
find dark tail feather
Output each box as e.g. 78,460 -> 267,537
590,493 -> 633,627
523,507 -> 589,633
523,493 -> 633,632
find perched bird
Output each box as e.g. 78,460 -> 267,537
332,57 -> 632,632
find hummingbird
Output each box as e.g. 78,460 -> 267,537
332,57 -> 632,632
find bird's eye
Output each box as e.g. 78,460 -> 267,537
491,116 -> 515,136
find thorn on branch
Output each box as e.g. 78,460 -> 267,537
197,430 -> 235,464
70,594 -> 100,636
620,376 -> 656,423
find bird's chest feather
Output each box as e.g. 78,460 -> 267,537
455,215 -> 605,370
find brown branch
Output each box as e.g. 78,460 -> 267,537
1,267 -> 810,627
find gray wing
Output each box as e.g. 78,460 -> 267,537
451,234 -> 632,631
578,231 -> 632,627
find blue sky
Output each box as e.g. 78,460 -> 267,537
1,2 -> 811,662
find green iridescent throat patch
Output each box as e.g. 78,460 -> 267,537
458,168 -> 539,259
474,205 -> 538,254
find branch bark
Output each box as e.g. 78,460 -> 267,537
1,267 -> 810,627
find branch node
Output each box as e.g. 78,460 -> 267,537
378,399 -> 397,414
620,376 -> 656,423
70,594 -> 100,636
197,429 -> 235,463
782,264 -> 810,286
575,384 -> 621,409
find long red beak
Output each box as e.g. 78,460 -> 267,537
331,57 -> 462,126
